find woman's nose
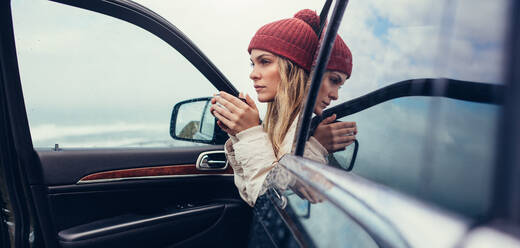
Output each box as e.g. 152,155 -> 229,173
329,88 -> 339,100
249,67 -> 260,81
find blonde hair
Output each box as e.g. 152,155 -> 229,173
263,57 -> 309,158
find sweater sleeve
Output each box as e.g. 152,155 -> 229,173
224,136 -> 251,203
231,125 -> 278,207
225,121 -> 329,207
304,136 -> 329,164
261,136 -> 329,194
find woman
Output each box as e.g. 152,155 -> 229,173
288,35 -> 356,203
312,35 -> 357,153
211,9 -> 320,206
212,10 -> 355,206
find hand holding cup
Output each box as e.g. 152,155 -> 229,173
210,91 -> 260,136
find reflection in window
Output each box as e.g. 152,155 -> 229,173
333,96 -> 499,218
337,0 -> 444,100
175,101 -> 206,139
443,0 -> 509,84
336,0 -> 507,102
200,101 -> 215,138
286,192 -> 379,248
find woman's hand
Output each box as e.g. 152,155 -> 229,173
313,114 -> 357,153
210,91 -> 260,136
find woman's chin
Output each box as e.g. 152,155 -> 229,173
257,94 -> 274,103
314,107 -> 323,116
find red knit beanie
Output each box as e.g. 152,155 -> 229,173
327,35 -> 353,78
248,9 -> 320,72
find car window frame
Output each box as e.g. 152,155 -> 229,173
493,0 -> 520,224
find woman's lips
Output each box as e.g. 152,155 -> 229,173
321,101 -> 329,108
254,85 -> 265,92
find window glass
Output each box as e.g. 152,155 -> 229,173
334,0 -> 507,102
331,96 -> 499,217
336,0 -> 445,101
286,190 -> 379,247
303,0 -> 508,218
424,0 -> 509,216
441,0 -> 509,83
12,0 -> 217,148
429,98 -> 499,217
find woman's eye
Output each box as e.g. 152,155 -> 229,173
250,62 -> 255,67
330,77 -> 340,84
261,59 -> 270,65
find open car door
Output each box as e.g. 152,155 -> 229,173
0,0 -> 252,247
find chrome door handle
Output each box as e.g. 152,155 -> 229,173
207,160 -> 226,165
196,151 -> 228,170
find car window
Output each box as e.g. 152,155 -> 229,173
11,0 -> 217,148
301,0 -> 509,218
286,190 -> 379,247
334,96 -> 499,218
335,0 -> 507,102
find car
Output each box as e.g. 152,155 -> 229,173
1,0 -> 520,248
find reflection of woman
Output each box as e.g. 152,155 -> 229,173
291,34 -> 356,203
312,35 -> 357,153
211,9 -> 324,206
212,10 -> 356,206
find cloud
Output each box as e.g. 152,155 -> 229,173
336,0 -> 508,103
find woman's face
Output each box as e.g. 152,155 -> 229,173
314,71 -> 348,116
249,49 -> 281,102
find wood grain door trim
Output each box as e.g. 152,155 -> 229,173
77,164 -> 234,184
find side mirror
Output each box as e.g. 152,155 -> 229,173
328,140 -> 359,171
170,97 -> 227,145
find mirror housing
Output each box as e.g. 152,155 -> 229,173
170,97 -> 227,145
329,140 -> 359,171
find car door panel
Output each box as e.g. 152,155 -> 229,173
37,147 -> 227,186
57,203 -> 224,248
31,147 -> 252,248
56,202 -> 248,248
27,181 -> 250,248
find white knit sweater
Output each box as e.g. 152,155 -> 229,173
224,119 -> 328,206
